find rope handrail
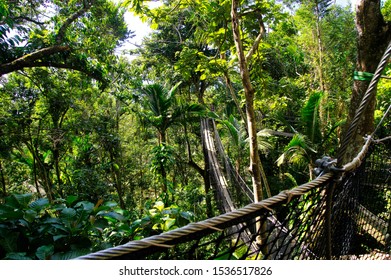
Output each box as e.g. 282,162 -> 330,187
74,118 -> 387,260
75,171 -> 335,260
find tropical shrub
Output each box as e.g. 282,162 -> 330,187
0,194 -> 194,259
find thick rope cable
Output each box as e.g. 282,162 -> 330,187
337,40 -> 391,166
75,172 -> 334,260
75,120 -> 382,260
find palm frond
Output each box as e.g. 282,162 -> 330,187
301,91 -> 323,143
276,133 -> 315,167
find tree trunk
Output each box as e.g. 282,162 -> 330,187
0,160 -> 6,198
343,0 -> 391,163
231,0 -> 264,202
53,148 -> 63,197
220,52 -> 248,130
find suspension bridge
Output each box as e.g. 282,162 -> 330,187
75,41 -> 391,260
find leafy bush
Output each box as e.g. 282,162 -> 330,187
0,194 -> 194,259
0,193 -> 131,259
130,200 -> 195,240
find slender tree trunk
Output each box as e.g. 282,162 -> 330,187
53,148 -> 63,197
314,2 -> 329,134
343,0 -> 391,163
220,52 -> 248,130
113,168 -> 126,209
314,4 -> 325,92
32,158 -> 42,197
28,143 -> 53,202
0,160 -> 6,197
231,0 -> 263,202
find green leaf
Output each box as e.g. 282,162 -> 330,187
215,250 -> 237,260
65,195 -> 78,206
103,201 -> 118,208
154,201 -> 165,212
23,209 -> 37,223
5,252 -> 32,260
28,198 -> 49,212
98,212 -> 125,222
51,249 -> 90,260
36,245 -> 54,260
51,223 -> 69,233
0,232 -> 19,253
163,218 -> 176,231
75,201 -> 94,213
53,234 -> 68,242
60,208 -> 77,221
5,193 -> 33,208
0,205 -> 24,219
180,211 -> 194,222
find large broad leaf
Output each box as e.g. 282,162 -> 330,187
35,245 -> 54,260
53,234 -> 68,242
28,198 -> 49,212
5,193 -> 33,208
0,204 -> 23,220
60,208 -> 77,221
65,195 -> 79,206
23,209 -> 37,223
4,252 -> 32,260
154,201 -> 165,212
103,201 -> 118,208
180,211 -> 194,222
50,223 -> 69,233
94,201 -> 118,213
0,232 -> 19,252
51,248 -> 90,260
74,201 -> 94,213
163,217 -> 176,231
98,211 -> 125,222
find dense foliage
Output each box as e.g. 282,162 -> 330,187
0,0 -> 390,259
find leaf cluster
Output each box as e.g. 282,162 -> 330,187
0,193 -> 133,259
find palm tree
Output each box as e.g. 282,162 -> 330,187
220,114 -> 273,198
139,83 -> 179,144
277,91 -> 344,180
137,82 -> 205,192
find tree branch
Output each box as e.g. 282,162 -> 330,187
0,45 -> 105,83
0,45 -> 70,76
12,16 -> 46,25
245,14 -> 266,65
55,1 -> 94,44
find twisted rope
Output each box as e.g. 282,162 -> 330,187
74,122 -> 379,260
341,135 -> 373,173
75,172 -> 333,260
337,40 -> 391,166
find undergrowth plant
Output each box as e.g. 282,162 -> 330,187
0,194 -> 194,259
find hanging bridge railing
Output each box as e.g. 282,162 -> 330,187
75,135 -> 390,260
75,40 -> 391,261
